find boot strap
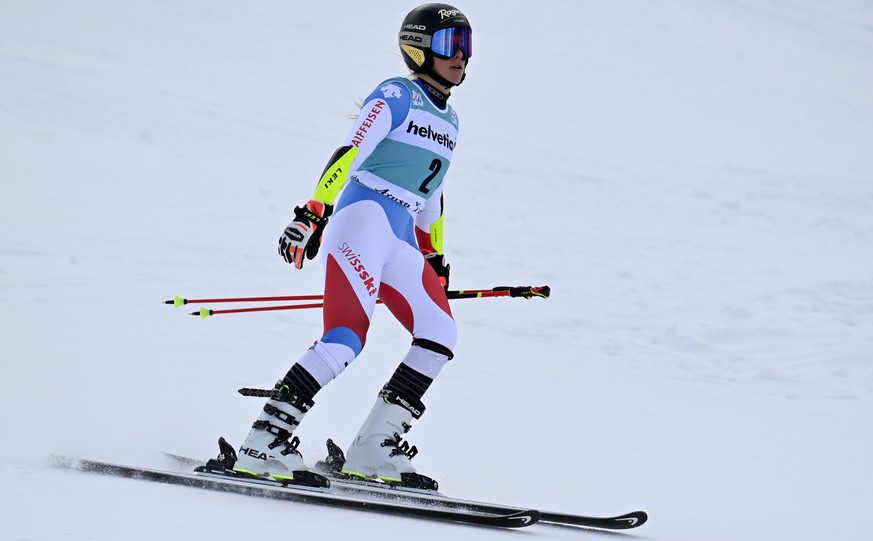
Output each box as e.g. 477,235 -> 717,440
263,403 -> 301,428
379,387 -> 425,420
238,379 -> 315,413
251,420 -> 302,456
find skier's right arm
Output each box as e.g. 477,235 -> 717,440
278,145 -> 359,269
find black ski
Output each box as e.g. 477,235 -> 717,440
162,449 -> 647,531
318,471 -> 646,530
321,473 -> 647,530
53,456 -> 538,529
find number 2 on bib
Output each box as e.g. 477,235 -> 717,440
418,158 -> 443,195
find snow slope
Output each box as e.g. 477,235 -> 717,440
2,1 -> 872,539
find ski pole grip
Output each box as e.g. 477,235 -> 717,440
497,285 -> 550,299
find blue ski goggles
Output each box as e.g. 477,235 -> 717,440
430,27 -> 472,59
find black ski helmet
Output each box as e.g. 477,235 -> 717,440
399,3 -> 472,88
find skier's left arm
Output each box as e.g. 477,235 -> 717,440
416,185 -> 450,289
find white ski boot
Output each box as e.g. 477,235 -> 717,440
341,389 -> 437,489
233,384 -> 318,484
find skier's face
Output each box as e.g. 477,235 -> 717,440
432,49 -> 466,86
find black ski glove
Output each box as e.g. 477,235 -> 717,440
424,252 -> 450,291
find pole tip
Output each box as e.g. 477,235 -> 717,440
189,308 -> 211,318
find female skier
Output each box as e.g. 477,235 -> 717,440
229,4 -> 473,489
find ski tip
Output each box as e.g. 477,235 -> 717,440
613,510 -> 648,529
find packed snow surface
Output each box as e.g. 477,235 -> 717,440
2,1 -> 871,539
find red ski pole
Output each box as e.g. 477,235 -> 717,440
164,294 -> 323,307
191,302 -> 336,319
177,285 -> 549,319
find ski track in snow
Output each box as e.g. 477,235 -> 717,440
1,1 -> 871,539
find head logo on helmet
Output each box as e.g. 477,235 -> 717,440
399,3 -> 472,88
